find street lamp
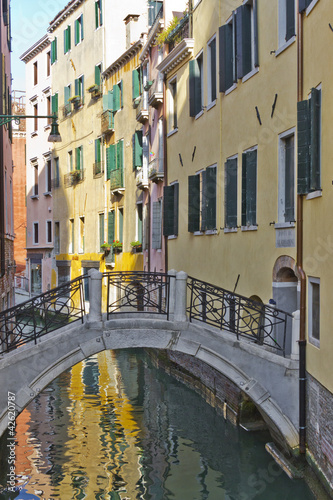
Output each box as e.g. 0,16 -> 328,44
0,113 -> 62,142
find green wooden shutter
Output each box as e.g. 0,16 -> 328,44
152,201 -> 162,249
99,213 -> 104,250
119,209 -> 123,243
225,159 -> 238,228
284,136 -> 295,222
95,0 -> 99,28
132,69 -> 140,99
108,90 -> 113,110
173,183 -> 179,236
286,0 -> 295,41
188,175 -> 200,232
210,38 -> 216,101
108,211 -> 115,245
81,14 -> 84,40
253,0 -> 259,67
113,84 -> 120,111
75,147 -> 81,171
103,94 -> 109,111
137,204 -> 143,243
219,23 -> 233,93
205,166 -> 217,230
235,7 -> 244,79
297,99 -> 310,194
134,131 -> 143,169
242,4 -> 252,76
75,78 -> 79,97
51,93 -> 58,114
189,59 -> 197,117
163,185 -> 174,236
75,18 -> 79,45
64,86 -> 70,106
95,138 -> 101,163
120,80 -> 123,108
63,29 -> 67,54
95,65 -> 101,87
243,150 -> 257,226
51,38 -> 57,64
99,0 -> 103,26
310,88 -> 321,191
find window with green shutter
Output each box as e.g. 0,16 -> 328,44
113,81 -> 123,111
51,93 -> 58,114
208,37 -> 216,104
137,204 -> 143,244
75,146 -> 83,171
103,90 -> 113,111
75,14 -> 84,45
225,158 -> 238,228
99,213 -> 105,251
108,210 -> 115,245
189,55 -> 203,117
95,0 -> 103,28
51,38 -> 57,64
95,64 -> 102,88
64,85 -> 71,115
118,208 -> 123,243
133,131 -> 143,170
235,1 -> 258,80
95,138 -> 102,164
297,88 -> 321,194
106,144 -> 116,180
219,21 -> 235,92
163,183 -> 179,236
188,175 -> 200,232
64,25 -> 71,54
152,200 -> 162,249
241,149 -> 257,227
188,167 -> 217,233
132,68 -> 141,100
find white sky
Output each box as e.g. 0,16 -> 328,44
11,0 -> 66,90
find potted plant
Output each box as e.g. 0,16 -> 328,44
131,241 -> 142,253
87,84 -> 99,93
69,95 -> 81,104
101,242 -> 111,255
112,240 -> 123,254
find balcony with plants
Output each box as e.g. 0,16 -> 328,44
101,110 -> 114,135
64,169 -> 84,188
93,161 -> 104,179
110,168 -> 124,194
148,157 -> 164,183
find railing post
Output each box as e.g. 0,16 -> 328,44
291,309 -> 300,361
88,269 -> 103,322
167,269 -> 177,317
174,271 -> 188,322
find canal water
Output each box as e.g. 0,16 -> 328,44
0,349 -> 315,499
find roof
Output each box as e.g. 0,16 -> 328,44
102,39 -> 144,78
20,34 -> 51,63
48,0 -> 85,32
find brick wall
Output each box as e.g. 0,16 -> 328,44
12,133 -> 27,273
307,373 -> 333,493
0,238 -> 14,310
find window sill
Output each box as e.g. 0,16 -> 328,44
306,0 -> 320,15
224,227 -> 238,233
242,67 -> 259,84
205,229 -> 217,235
195,110 -> 204,120
241,225 -> 258,231
43,191 -> 52,197
30,195 -> 39,200
193,231 -> 204,236
31,131 -> 38,137
306,190 -> 322,200
206,100 -> 216,112
168,235 -> 177,240
167,128 -> 178,138
44,124 -> 51,131
308,336 -> 320,349
275,36 -> 296,57
225,83 -> 237,96
274,222 -> 295,229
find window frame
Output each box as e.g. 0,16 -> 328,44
207,34 -> 217,107
64,25 -> 71,54
241,146 -> 258,230
278,128 -> 296,225
163,181 -> 179,238
189,50 -> 204,118
224,154 -> 238,231
308,276 -> 320,348
74,14 -> 84,45
79,216 -> 85,254
33,222 -> 39,245
95,0 -> 103,29
69,218 -> 74,254
54,221 -> 60,254
168,76 -> 178,134
46,220 -> 52,244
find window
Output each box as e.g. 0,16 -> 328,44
278,131 -> 295,223
308,277 -> 320,346
108,210 -> 115,245
137,204 -> 143,244
225,157 -> 238,229
46,159 -> 52,193
95,63 -> 102,89
33,103 -> 38,131
33,61 -> 38,86
46,95 -> 51,124
297,87 -> 321,194
68,150 -> 73,172
64,25 -> 71,54
54,157 -> 60,188
207,36 -> 217,104
51,38 -> 57,64
118,208 -> 123,243
133,130 -> 143,170
55,222 -> 60,253
299,0 -> 313,12
113,80 -> 123,111
64,84 -> 71,115
33,222 -> 39,244
132,67 -> 142,100
75,14 -> 84,45
242,148 -> 257,227
188,166 -> 217,233
236,0 -> 259,79
74,75 -> 84,104
46,51 -> 51,77
163,183 -> 179,237
79,216 -> 85,253
95,0 -> 103,29
46,220 -> 52,243
152,200 -> 162,249
189,52 -> 203,117
75,146 -> 83,172
33,164 -> 38,196
69,218 -> 74,253
94,138 -> 102,176
168,78 -> 177,132
51,93 -> 58,115
278,0 -> 295,47
107,140 -> 124,188
99,213 -> 105,252
103,90 -> 113,112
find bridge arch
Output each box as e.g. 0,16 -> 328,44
0,315 -> 299,453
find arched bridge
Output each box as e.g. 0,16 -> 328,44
0,270 -> 300,452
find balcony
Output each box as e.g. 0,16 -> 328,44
101,110 -> 114,135
136,168 -> 149,190
148,77 -> 163,108
93,161 -> 104,179
110,168 -> 124,194
136,94 -> 149,123
61,103 -> 71,119
69,95 -> 83,111
148,157 -> 164,183
87,84 -> 102,99
64,169 -> 84,188
167,14 -> 190,52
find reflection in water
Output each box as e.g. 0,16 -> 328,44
0,349 -> 315,499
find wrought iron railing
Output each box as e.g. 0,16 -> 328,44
110,168 -> 124,191
168,14 -> 190,51
105,272 -> 171,319
148,157 -> 164,181
0,277 -> 85,353
101,110 -> 114,134
64,169 -> 85,188
187,277 -> 291,356
93,161 -> 104,178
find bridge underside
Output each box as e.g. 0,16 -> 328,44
0,314 -> 299,452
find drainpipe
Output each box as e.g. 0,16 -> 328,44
297,5 -> 307,456
163,75 -> 168,273
0,14 -> 5,279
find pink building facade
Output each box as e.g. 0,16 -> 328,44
0,0 -> 14,311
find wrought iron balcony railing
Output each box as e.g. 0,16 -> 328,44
110,168 -> 124,193
148,76 -> 163,108
64,169 -> 85,188
148,157 -> 164,182
93,161 -> 104,178
136,94 -> 149,123
136,168 -> 149,190
167,14 -> 190,52
61,103 -> 71,118
101,110 -> 114,134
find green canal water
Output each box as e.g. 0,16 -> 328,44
0,349 -> 316,499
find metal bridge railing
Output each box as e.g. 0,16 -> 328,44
105,272 -> 171,320
187,276 -> 292,356
0,276 -> 85,353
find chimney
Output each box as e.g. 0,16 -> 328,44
124,14 -> 140,50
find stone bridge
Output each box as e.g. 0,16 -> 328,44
0,270 -> 300,453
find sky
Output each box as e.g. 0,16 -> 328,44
11,0 -> 67,90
